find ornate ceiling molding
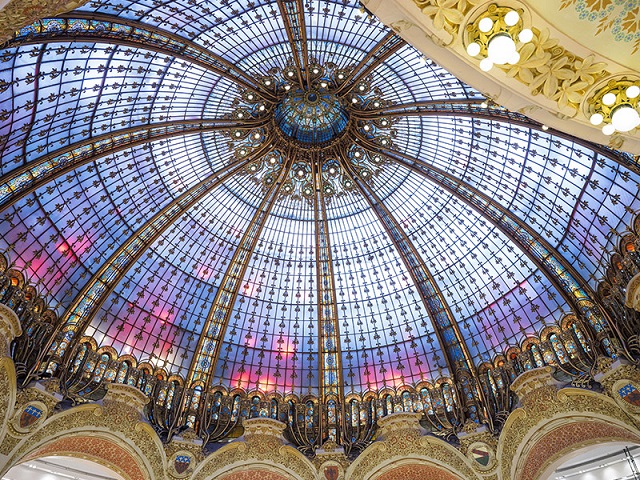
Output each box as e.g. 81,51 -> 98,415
0,0 -> 89,44
363,0 -> 640,154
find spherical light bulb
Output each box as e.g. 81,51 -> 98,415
478,17 -> 494,33
284,84 -> 291,91
312,68 -> 319,74
352,97 -> 358,104
480,58 -> 493,71
508,51 -> 520,65
254,133 -> 261,139
541,124 -> 549,131
373,101 -> 380,108
259,105 -> 265,111
264,79 -> 272,86
518,28 -> 533,43
487,34 -> 517,65
247,94 -> 254,101
338,73 -> 344,80
504,10 -> 520,27
626,85 -> 640,99
329,167 -> 336,174
611,104 -> 640,132
354,151 -> 361,158
466,42 -> 481,57
602,123 -> 615,135
235,131 -> 241,137
590,113 -> 604,125
237,112 -> 244,118
602,92 -> 616,106
363,125 -> 370,131
320,81 -> 327,88
287,71 -> 294,77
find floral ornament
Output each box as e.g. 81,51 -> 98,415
573,55 -> 607,84
555,78 -> 590,111
500,41 -> 551,84
417,0 -> 465,33
530,56 -> 574,99
529,27 -> 559,59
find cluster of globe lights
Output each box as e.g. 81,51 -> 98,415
227,60 -> 396,198
465,9 -> 534,72
590,84 -> 640,135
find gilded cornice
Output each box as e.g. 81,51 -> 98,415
363,0 -> 640,154
0,0 -> 89,44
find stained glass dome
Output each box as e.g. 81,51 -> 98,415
274,89 -> 349,144
1,0 -> 640,454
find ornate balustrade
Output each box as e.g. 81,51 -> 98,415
0,250 -> 632,459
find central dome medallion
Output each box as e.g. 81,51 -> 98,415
274,88 -> 349,145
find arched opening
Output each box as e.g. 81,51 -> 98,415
10,434 -> 149,480
4,456 -> 126,480
545,443 -> 640,480
516,420 -> 640,480
373,463 -> 464,480
218,471 -> 292,480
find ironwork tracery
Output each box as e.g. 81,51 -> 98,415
1,0 -> 640,461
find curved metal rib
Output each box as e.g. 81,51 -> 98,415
0,119 -> 265,212
311,153 -> 344,442
187,154 -> 294,389
356,135 -> 610,338
8,13 -> 277,101
338,149 -> 474,379
334,32 -> 405,96
276,0 -> 309,88
351,102 -> 640,176
27,143 -> 272,381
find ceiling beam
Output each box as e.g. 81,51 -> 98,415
312,151 -> 344,441
339,149 -> 477,383
351,103 -> 640,176
276,0 -> 309,88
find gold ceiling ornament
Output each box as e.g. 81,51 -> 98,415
464,4 -> 534,72
586,77 -> 640,136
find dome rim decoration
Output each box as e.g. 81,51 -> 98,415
0,0 -> 639,463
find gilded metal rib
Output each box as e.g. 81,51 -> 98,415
312,152 -> 344,438
276,0 -> 309,88
357,135 -> 609,335
339,150 -> 472,377
334,32 -> 405,96
187,154 -> 294,389
352,102 -> 640,176
0,119 -> 264,212
40,143 -> 268,368
9,13 -> 277,101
